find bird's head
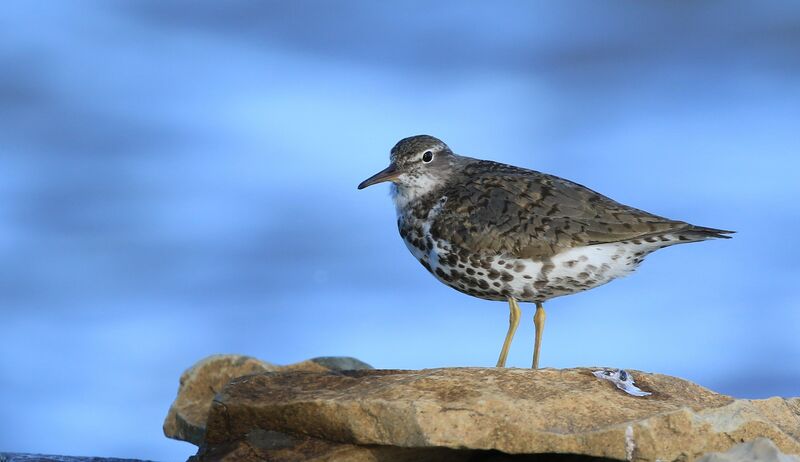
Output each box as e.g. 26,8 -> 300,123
358,135 -> 456,203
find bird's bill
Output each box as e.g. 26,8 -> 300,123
357,163 -> 400,189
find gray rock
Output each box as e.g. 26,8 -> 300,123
698,438 -> 800,462
308,356 -> 373,371
0,454 -> 152,462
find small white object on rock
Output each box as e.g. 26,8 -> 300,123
593,368 -> 651,397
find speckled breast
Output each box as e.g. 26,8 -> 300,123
397,204 -> 656,303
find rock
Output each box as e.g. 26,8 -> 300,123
163,355 -> 373,446
195,367 -> 800,462
163,355 -> 277,445
0,454 -> 152,462
308,356 -> 373,372
698,438 -> 800,462
192,430 -> 619,462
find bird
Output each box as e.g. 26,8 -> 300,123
358,135 -> 732,369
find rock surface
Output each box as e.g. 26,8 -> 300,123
0,454 -> 152,462
698,438 -> 800,462
192,367 -> 800,462
163,355 -> 372,445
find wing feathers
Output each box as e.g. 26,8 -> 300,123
431,160 -> 731,260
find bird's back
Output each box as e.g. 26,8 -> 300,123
432,157 -> 730,261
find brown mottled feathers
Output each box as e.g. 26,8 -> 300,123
429,159 -> 732,260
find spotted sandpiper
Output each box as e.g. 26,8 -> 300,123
358,135 -> 732,368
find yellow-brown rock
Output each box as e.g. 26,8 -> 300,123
196,367 -> 800,462
163,354 -> 372,445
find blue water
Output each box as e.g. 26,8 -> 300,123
1,1 -> 799,460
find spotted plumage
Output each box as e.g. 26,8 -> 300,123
358,135 -> 732,367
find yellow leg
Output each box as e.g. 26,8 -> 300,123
532,302 -> 546,369
496,297 -> 521,367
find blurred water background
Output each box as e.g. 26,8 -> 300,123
1,1 -> 799,460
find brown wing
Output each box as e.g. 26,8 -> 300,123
431,161 -> 697,260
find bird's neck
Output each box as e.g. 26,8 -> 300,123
391,173 -> 445,216
391,155 -> 473,215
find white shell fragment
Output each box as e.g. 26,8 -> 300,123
593,368 -> 651,397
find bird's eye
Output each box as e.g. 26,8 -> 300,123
422,151 -> 433,163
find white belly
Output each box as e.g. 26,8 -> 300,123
406,234 -> 661,302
